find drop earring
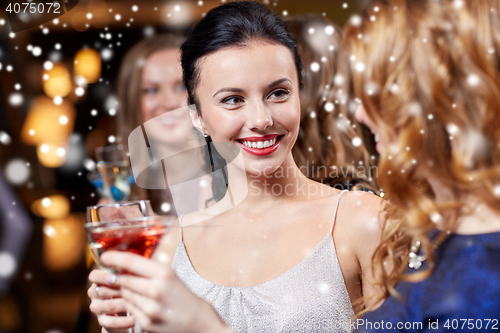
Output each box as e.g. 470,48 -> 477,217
204,133 -> 215,172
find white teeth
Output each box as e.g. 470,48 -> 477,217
241,137 -> 279,149
374,135 -> 380,143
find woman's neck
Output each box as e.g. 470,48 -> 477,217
426,175 -> 500,234
223,153 -> 316,207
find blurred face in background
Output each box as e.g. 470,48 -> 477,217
141,48 -> 193,147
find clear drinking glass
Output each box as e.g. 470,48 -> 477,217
95,144 -> 134,202
85,200 -> 173,332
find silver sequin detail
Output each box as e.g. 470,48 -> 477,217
172,190 -> 355,332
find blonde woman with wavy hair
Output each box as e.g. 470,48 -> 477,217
343,0 -> 500,330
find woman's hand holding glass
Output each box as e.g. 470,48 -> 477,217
91,251 -> 231,333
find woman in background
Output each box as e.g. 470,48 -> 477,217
344,0 -> 500,330
285,14 -> 376,192
115,34 -> 189,215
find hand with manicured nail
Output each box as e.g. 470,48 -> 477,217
88,268 -> 134,332
99,251 -> 232,333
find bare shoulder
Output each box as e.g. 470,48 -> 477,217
339,191 -> 385,232
335,191 -> 386,262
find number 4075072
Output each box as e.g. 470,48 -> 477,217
6,2 -> 61,14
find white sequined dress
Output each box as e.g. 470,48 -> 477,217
171,190 -> 355,332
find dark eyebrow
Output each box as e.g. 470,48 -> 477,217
213,87 -> 244,98
268,78 -> 291,88
212,78 -> 292,98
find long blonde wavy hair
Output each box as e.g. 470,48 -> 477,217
343,0 -> 500,311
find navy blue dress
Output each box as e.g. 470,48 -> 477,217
355,231 -> 500,332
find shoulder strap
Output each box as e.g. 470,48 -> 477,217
178,214 -> 184,242
329,190 -> 348,234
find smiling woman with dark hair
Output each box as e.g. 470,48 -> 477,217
87,2 -> 385,332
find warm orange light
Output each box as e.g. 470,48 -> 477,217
74,48 -> 101,84
36,143 -> 68,168
20,96 -> 75,146
43,214 -> 86,271
42,63 -> 72,98
31,195 -> 70,219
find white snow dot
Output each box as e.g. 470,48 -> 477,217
101,48 -> 113,61
352,137 -> 362,147
453,0 -> 464,9
115,14 -> 121,21
488,47 -> 495,54
108,135 -> 116,143
53,18 -> 59,25
90,109 -> 98,116
0,132 -> 11,145
84,158 -> 96,171
53,96 -> 63,105
5,159 -> 30,185
324,102 -> 334,112
334,74 -> 344,85
41,197 -> 51,207
43,28 -> 49,34
308,27 -> 315,34
40,144 -> 50,154
9,93 -> 23,106
132,5 -> 138,11
43,61 -> 53,70
324,25 -> 334,35
86,12 -> 93,19
389,56 -> 395,62
6,65 -> 13,72
56,147 -> 66,157
0,19 -> 5,25
43,225 -> 56,238
446,123 -> 459,135
318,282 -> 330,293
161,202 -> 171,212
32,46 -> 42,57
343,3 -> 348,8
55,43 -> 61,50
0,253 -> 16,278
58,115 -> 69,125
174,5 -> 181,12
282,10 -> 288,16
310,62 -> 320,72
310,111 -> 316,118
467,74 -> 480,86
494,185 -> 500,197
9,32 -> 15,39
430,212 -> 443,224
108,108 -> 117,116
427,114 -> 434,120
350,15 -> 362,26
374,6 -> 380,12
390,83 -> 400,94
355,62 -> 366,72
75,87 -> 85,97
